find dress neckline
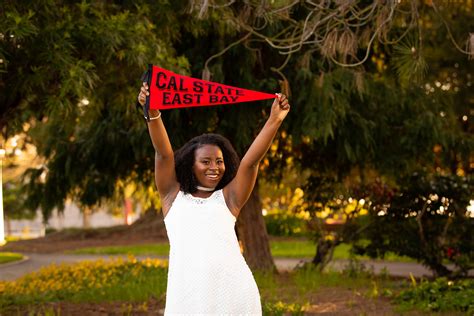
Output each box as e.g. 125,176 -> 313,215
182,190 -> 221,204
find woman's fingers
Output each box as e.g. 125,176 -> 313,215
137,94 -> 144,105
277,94 -> 289,110
281,103 -> 290,111
140,82 -> 149,96
138,82 -> 149,105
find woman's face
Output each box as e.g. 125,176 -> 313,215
193,144 -> 226,188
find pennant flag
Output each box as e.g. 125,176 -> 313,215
140,65 -> 277,116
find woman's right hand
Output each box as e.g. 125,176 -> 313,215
137,82 -> 149,106
269,93 -> 290,122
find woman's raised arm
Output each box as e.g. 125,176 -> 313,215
138,82 -> 179,213
223,94 -> 290,217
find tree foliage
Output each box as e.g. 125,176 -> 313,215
1,0 -> 282,270
356,173 -> 473,277
244,1 -> 473,273
1,0 -> 189,217
1,1 -> 472,274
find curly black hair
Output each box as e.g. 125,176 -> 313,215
175,133 -> 240,194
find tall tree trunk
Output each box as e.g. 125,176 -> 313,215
236,184 -> 275,272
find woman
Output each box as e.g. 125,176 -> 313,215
138,82 -> 290,315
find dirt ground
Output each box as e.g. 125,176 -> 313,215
2,299 -> 165,316
3,288 -> 441,316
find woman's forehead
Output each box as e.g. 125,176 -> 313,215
195,144 -> 223,157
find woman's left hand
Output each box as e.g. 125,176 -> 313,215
270,93 -> 290,122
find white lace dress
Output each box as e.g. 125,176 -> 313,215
163,190 -> 262,315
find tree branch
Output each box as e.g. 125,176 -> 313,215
203,32 -> 252,79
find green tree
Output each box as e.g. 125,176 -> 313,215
3,1 -> 472,273
350,3 -> 474,277
0,1 -> 183,236
1,0 -> 278,270
1,0 -> 176,210
232,1 -> 473,270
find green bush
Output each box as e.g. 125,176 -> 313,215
265,213 -> 309,237
396,277 -> 474,314
359,173 -> 473,277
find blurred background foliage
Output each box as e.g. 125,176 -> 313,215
0,0 -> 472,275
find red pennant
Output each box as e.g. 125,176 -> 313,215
147,66 -> 277,110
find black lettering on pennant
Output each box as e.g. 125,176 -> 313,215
209,95 -> 218,103
163,92 -> 172,105
156,72 -> 167,89
178,78 -> 188,92
193,81 -> 203,93
172,93 -> 181,104
215,86 -> 224,94
208,95 -> 239,103
168,76 -> 178,91
195,94 -> 202,104
220,96 -> 230,103
206,83 -> 216,93
183,94 -> 193,104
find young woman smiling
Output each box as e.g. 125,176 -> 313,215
138,82 -> 290,315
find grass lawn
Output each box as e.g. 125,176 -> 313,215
0,252 -> 23,265
70,238 -> 413,262
1,257 -> 468,315
0,256 -> 406,314
269,238 -> 414,262
70,243 -> 170,256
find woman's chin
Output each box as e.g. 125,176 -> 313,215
205,179 -> 221,188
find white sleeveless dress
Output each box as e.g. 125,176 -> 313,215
163,190 -> 262,315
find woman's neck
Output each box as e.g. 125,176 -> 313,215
196,185 -> 215,192
191,186 -> 216,198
